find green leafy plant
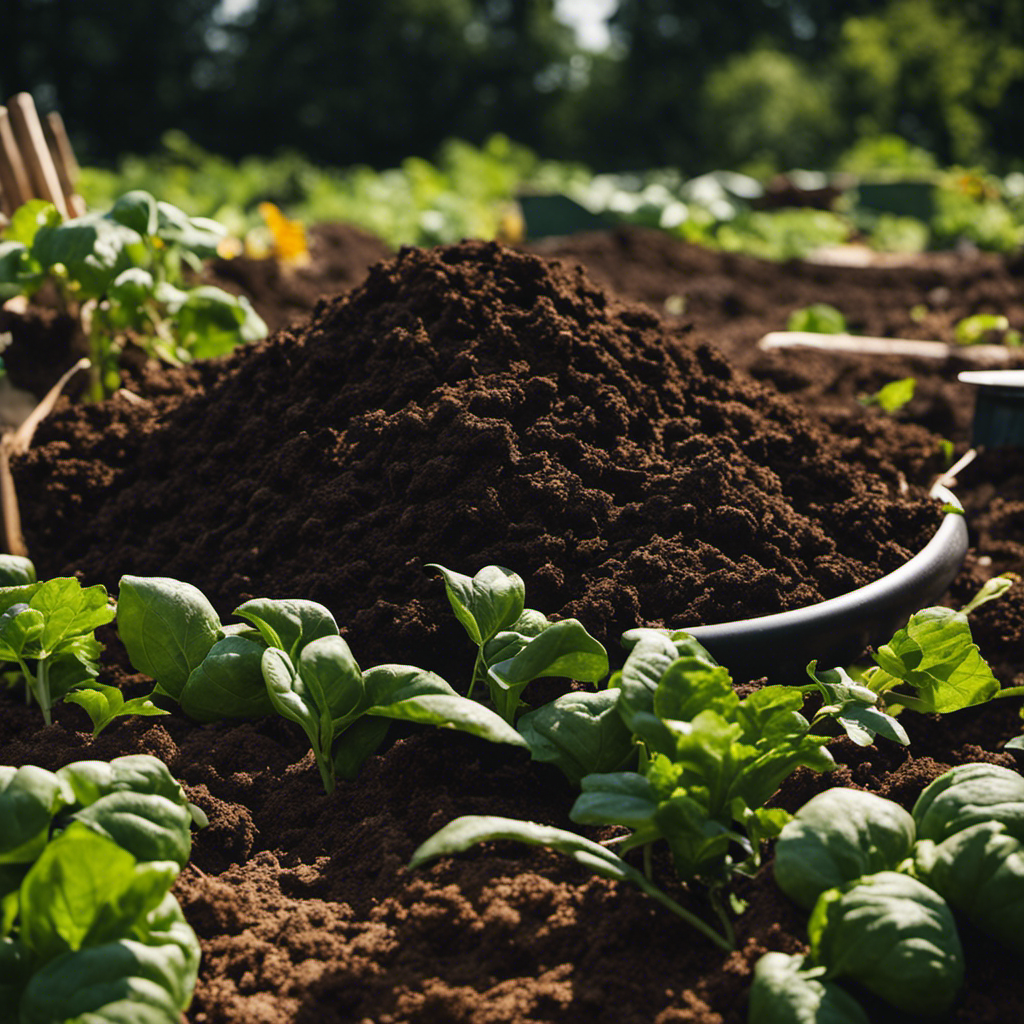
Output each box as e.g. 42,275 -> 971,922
0,572 -> 129,728
858,376 -> 915,413
428,563 -> 609,723
953,312 -> 1021,347
412,627 -> 837,951
786,303 -> 848,335
806,578 -> 1022,739
0,754 -> 203,1024
116,575 -> 527,792
752,762 -> 1024,1021
0,191 -> 267,398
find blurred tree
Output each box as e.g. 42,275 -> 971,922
216,0 -> 575,167
834,0 -> 1024,164
700,48 -> 840,176
0,0 -> 222,162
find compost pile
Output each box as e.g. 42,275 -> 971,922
17,240 -> 942,680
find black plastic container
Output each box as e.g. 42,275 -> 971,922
682,487 -> 968,683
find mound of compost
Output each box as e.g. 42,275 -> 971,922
16,240 -> 942,680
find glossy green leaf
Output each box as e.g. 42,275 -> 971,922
911,762 -> 1024,843
18,825 -> 177,962
175,286 -> 267,358
154,202 -> 225,255
871,606 -> 1000,713
489,618 -> 608,686
2,200 -> 60,247
809,663 -> 909,747
616,628 -> 688,729
56,756 -> 187,810
63,684 -> 169,737
570,772 -> 659,828
748,952 -> 870,1024
178,635 -> 271,722
774,789 -> 917,910
19,937 -> 190,1024
0,767 -> 71,864
117,576 -> 222,700
31,213 -> 141,299
234,597 -> 339,660
787,303 -> 847,334
368,693 -> 528,748
0,937 -> 26,1022
70,791 -> 193,868
654,657 -> 737,723
427,563 -> 525,647
808,872 -> 963,1015
0,556 -> 36,588
0,605 -> 45,661
859,377 -> 915,413
361,664 -> 456,706
26,578 -> 113,656
297,635 -> 364,724
517,689 -> 634,784
107,191 -> 159,237
915,822 -> 1024,955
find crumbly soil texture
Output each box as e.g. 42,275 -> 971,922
3,227 -> 1024,1024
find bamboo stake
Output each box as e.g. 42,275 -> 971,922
0,106 -> 33,214
0,358 -> 91,558
5,93 -> 69,218
43,110 -> 85,217
758,331 -> 1013,364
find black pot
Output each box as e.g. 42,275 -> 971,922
684,487 -> 969,683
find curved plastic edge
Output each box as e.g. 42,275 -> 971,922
683,487 -> 969,681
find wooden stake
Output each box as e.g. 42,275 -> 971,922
0,106 -> 33,214
43,110 -> 85,217
758,331 -> 1013,364
5,93 -> 69,218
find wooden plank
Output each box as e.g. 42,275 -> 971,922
0,106 -> 33,214
758,331 -> 1013,364
43,110 -> 85,216
5,93 -> 69,218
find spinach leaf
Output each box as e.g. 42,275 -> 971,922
0,767 -> 73,865
117,576 -> 222,700
748,952 -> 870,1024
18,825 -> 176,963
0,556 -> 36,588
914,822 -> 1024,955
870,605 -> 1000,713
808,871 -> 964,1016
912,762 -> 1024,843
427,564 -> 525,648
487,617 -> 608,722
64,684 -> 169,737
234,597 -> 339,660
516,689 -> 634,785
774,789 -> 916,910
178,636 -> 271,722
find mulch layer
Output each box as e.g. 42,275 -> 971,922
2,224 -> 1024,1024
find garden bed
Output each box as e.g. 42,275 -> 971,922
2,227 -> 1023,1023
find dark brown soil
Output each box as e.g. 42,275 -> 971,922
2,225 -> 1023,1024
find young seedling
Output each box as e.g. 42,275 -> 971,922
116,575 -> 527,793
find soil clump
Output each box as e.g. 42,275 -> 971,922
14,240 -> 941,682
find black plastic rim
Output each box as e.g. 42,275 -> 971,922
683,486 -> 969,682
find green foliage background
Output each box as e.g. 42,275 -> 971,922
2,0 -> 1024,175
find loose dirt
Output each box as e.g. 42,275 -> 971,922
2,226 -> 1022,1024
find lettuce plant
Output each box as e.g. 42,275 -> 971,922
116,576 -> 527,792
0,566 -> 166,733
0,191 -> 266,397
751,763 -> 1024,1021
0,755 -> 203,1024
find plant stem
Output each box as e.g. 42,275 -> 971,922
36,658 -> 52,726
992,687 -> 1024,700
632,876 -> 734,952
707,887 -> 737,950
468,646 -> 485,698
643,842 -> 653,881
